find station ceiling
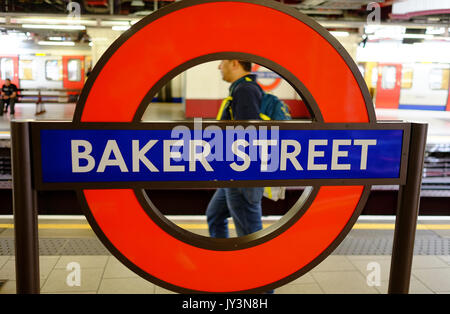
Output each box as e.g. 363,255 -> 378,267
2,1 -> 449,23
3,1 -> 384,17
1,1 -> 449,45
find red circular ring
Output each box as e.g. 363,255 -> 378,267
76,0 -> 373,292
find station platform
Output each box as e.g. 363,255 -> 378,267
1,103 -> 450,138
0,101 -> 185,129
1,102 -> 449,294
0,215 -> 449,294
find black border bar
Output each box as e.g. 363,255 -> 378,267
30,121 -> 411,191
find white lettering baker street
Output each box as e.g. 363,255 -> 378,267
71,137 -> 377,174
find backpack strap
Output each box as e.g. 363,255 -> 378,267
216,96 -> 232,120
259,112 -> 271,121
243,77 -> 272,120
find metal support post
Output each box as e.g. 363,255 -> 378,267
10,121 -> 40,294
388,123 -> 428,294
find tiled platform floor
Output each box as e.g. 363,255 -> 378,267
1,216 -> 449,294
1,254 -> 449,294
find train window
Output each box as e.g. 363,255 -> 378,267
401,68 -> 413,89
45,60 -> 62,81
444,69 -> 450,90
357,64 -> 365,77
429,68 -> 450,90
0,58 -> 14,80
19,60 -> 34,80
381,66 -> 396,90
371,66 -> 378,87
67,59 -> 81,82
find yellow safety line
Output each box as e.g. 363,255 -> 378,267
0,223 -> 91,229
1,223 -> 450,230
353,223 -> 397,230
175,223 -> 274,230
418,224 -> 450,230
353,223 -> 450,230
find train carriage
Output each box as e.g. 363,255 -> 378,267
0,52 -> 89,99
184,61 -> 310,119
359,61 -> 450,112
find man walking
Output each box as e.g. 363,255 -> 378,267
206,60 -> 264,238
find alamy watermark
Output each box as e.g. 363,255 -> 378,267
169,118 -> 282,173
66,262 -> 81,287
366,261 -> 381,287
158,117 -> 376,174
367,2 -> 381,25
67,1 -> 81,20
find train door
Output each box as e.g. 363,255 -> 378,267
362,62 -> 378,100
375,63 -> 402,109
447,67 -> 450,112
0,55 -> 19,88
62,56 -> 84,91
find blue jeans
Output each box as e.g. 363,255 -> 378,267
206,187 -> 264,238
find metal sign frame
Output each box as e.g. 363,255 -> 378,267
10,0 -> 428,294
30,121 -> 411,190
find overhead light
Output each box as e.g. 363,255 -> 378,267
22,24 -> 86,30
330,31 -> 350,37
131,0 -> 145,6
368,34 -> 434,40
0,35 -> 25,49
132,10 -> 154,16
365,25 -> 406,36
375,26 -> 406,38
102,20 -> 131,27
426,27 -> 445,35
38,41 -> 76,46
427,17 -> 441,22
402,34 -> 434,39
2,31 -> 29,41
364,25 -> 438,41
112,25 -> 130,31
13,18 -> 96,26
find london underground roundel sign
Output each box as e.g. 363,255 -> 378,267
251,64 -> 282,92
32,0 -> 409,293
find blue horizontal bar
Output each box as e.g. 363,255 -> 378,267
399,104 -> 447,111
39,128 -> 404,184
